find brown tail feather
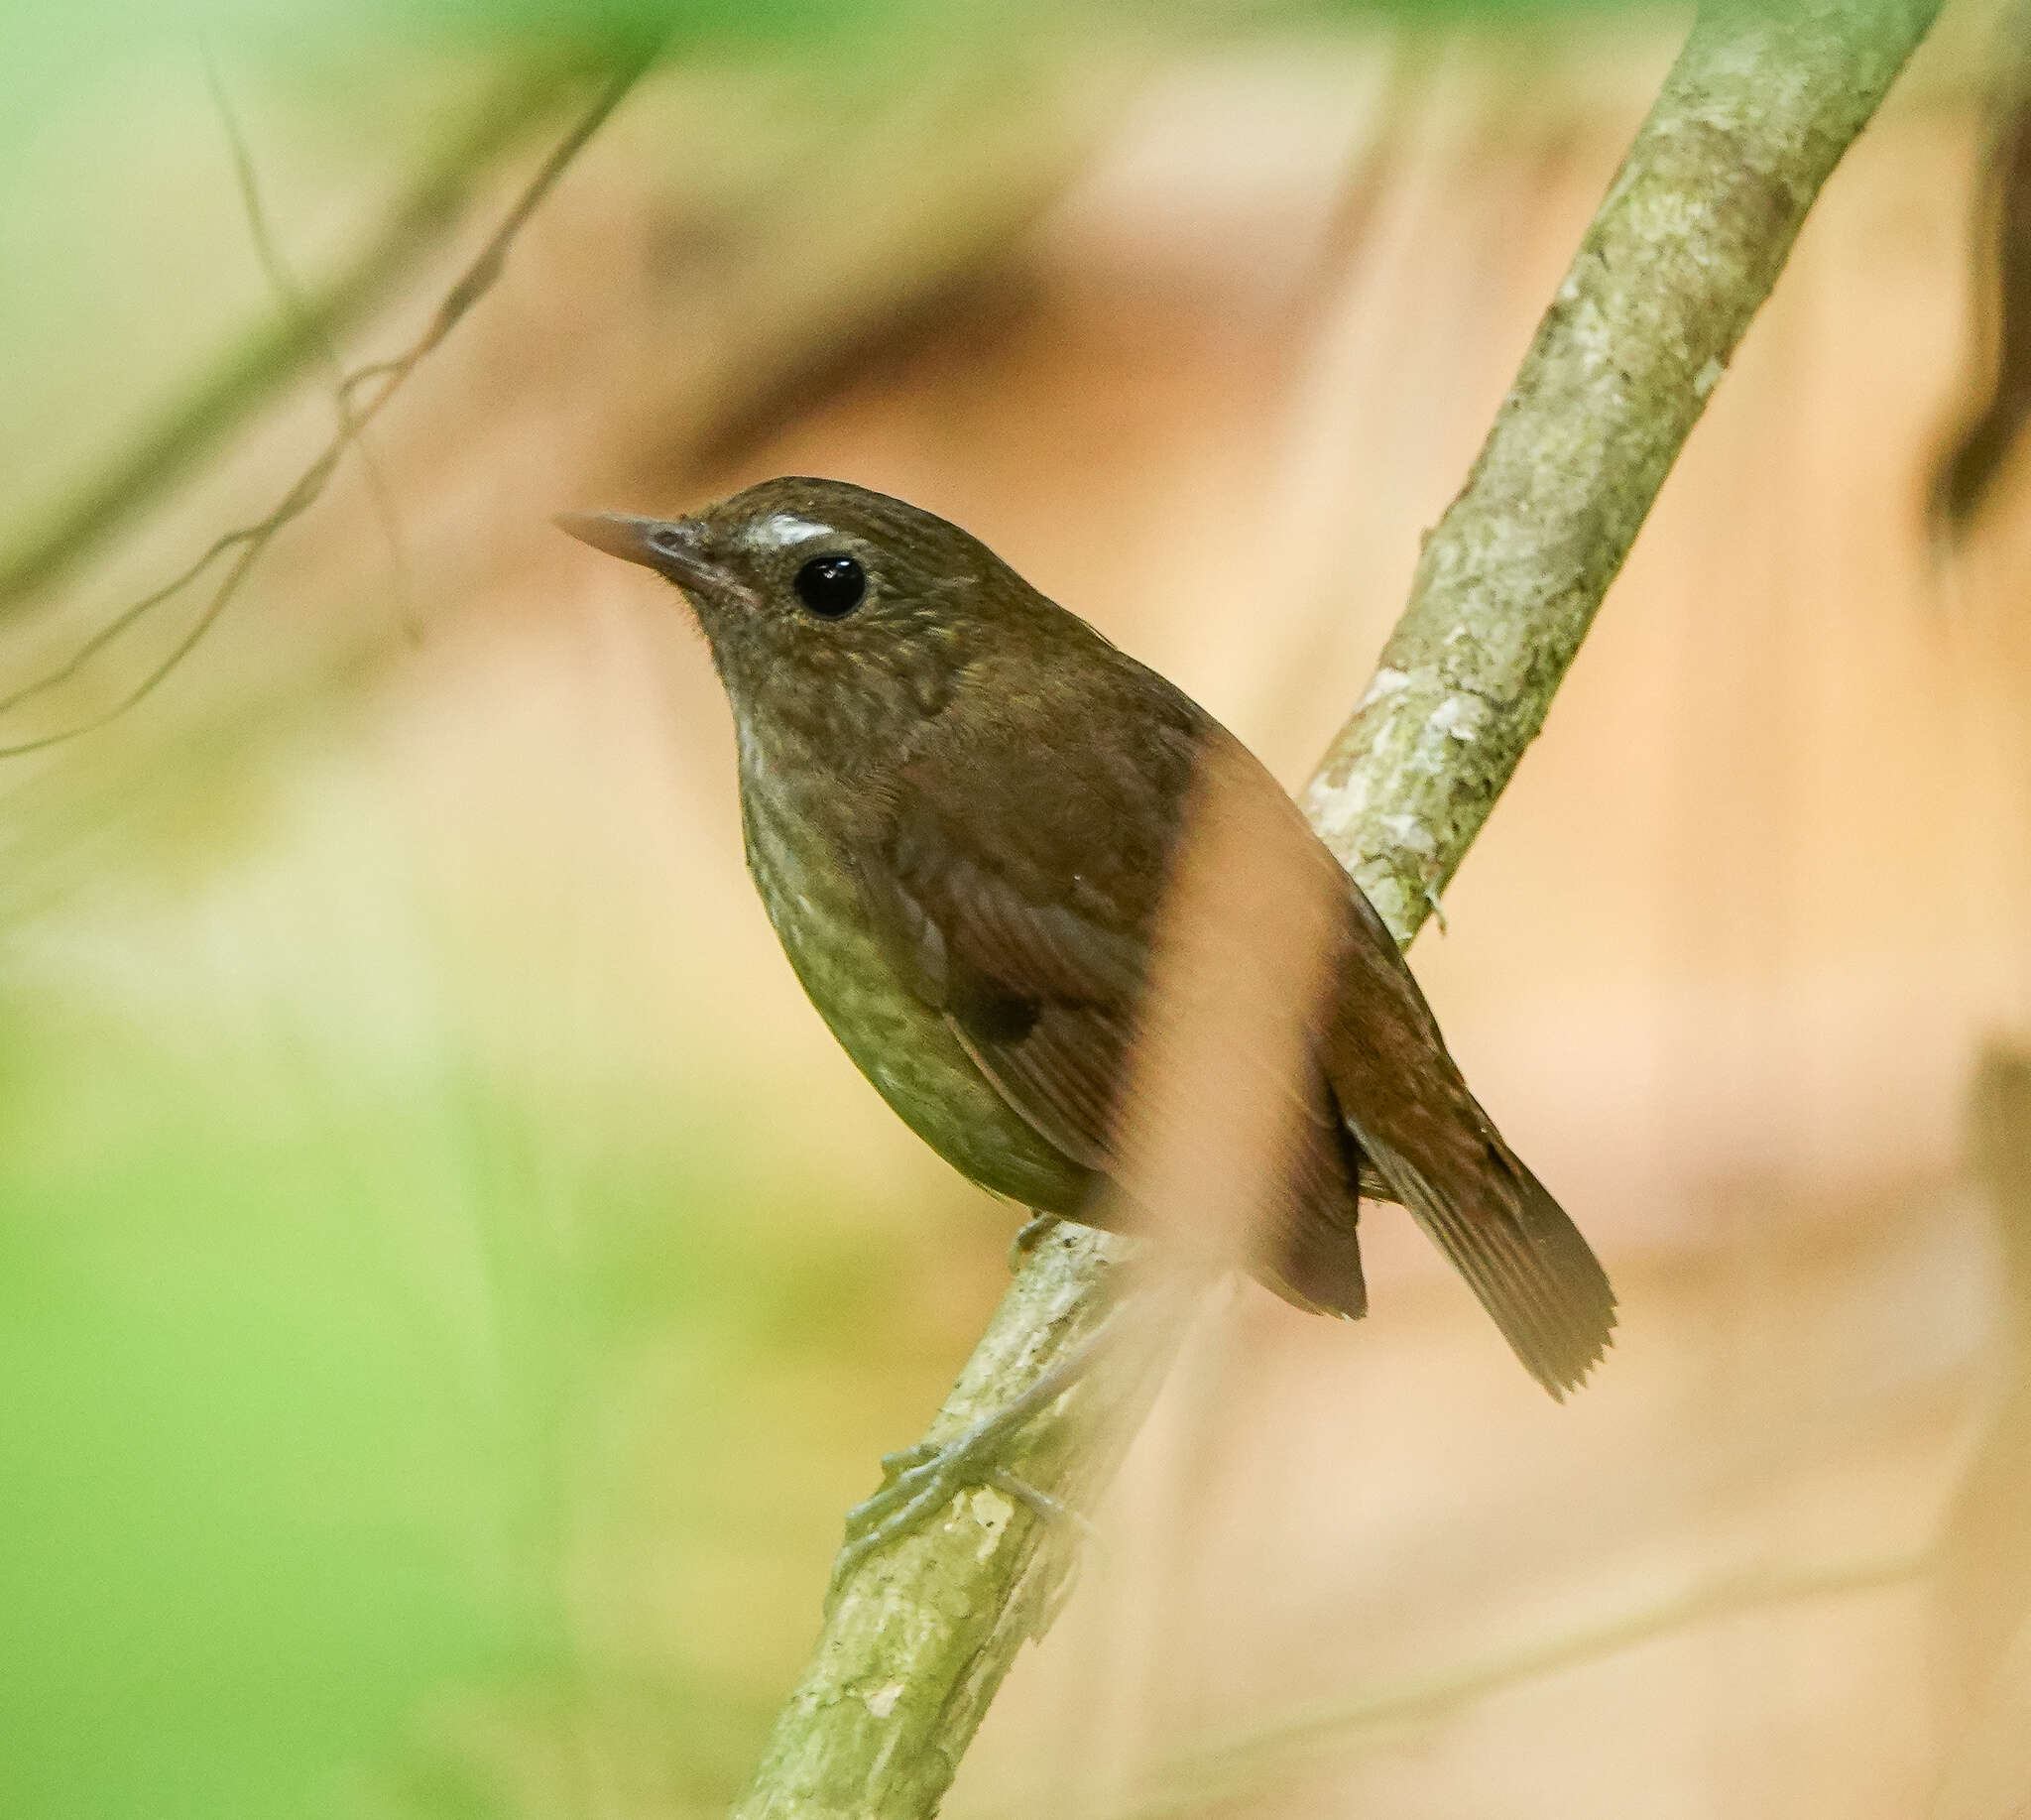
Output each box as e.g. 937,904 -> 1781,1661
1353,1109 -> 1614,1396
1324,953 -> 1615,1395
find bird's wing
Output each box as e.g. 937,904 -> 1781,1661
850,733 -> 1177,1172
851,718 -> 1371,1320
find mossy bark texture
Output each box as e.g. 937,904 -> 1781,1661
730,5 -> 1942,1816
1302,0 -> 1942,932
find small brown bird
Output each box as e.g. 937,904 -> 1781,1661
559,477 -> 1614,1395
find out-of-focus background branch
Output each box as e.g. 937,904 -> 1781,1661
0,53 -> 661,759
5,3 -> 2031,1819
1931,0 -> 2031,543
0,58 -> 570,617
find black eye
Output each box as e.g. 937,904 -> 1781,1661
793,552 -> 866,619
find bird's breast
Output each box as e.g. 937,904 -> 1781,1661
735,766 -> 1090,1215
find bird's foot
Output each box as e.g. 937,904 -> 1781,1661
824,1312 -> 1118,1609
1008,1212 -> 1062,1271
825,1432 -> 1065,1610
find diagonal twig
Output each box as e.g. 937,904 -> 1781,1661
203,47 -> 420,643
0,46 -> 661,761
1116,1551 -> 1931,1819
0,61 -> 569,619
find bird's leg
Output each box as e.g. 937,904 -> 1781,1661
1008,1211 -> 1062,1270
826,1303 -> 1127,1607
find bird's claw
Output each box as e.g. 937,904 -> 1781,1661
822,1304 -> 1127,1611
875,1439 -> 937,1484
827,1428 -> 1047,1609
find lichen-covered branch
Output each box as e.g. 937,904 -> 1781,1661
730,5 -> 1942,1816
729,1225 -> 1186,1820
1302,0 -> 1943,931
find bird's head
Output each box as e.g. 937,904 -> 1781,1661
557,476 -> 1078,763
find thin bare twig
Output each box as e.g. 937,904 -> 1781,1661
204,48 -> 419,642
0,62 -> 567,617
0,48 -> 659,760
1114,1551 -> 1931,1819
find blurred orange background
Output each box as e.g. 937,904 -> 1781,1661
5,9 -> 2031,1818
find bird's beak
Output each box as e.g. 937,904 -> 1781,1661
553,511 -> 742,602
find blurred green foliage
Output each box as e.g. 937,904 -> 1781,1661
0,0 -> 1659,163
0,1047 -> 552,1820
0,700 -> 967,1816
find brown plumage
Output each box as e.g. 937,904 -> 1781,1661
558,477 -> 1615,1395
